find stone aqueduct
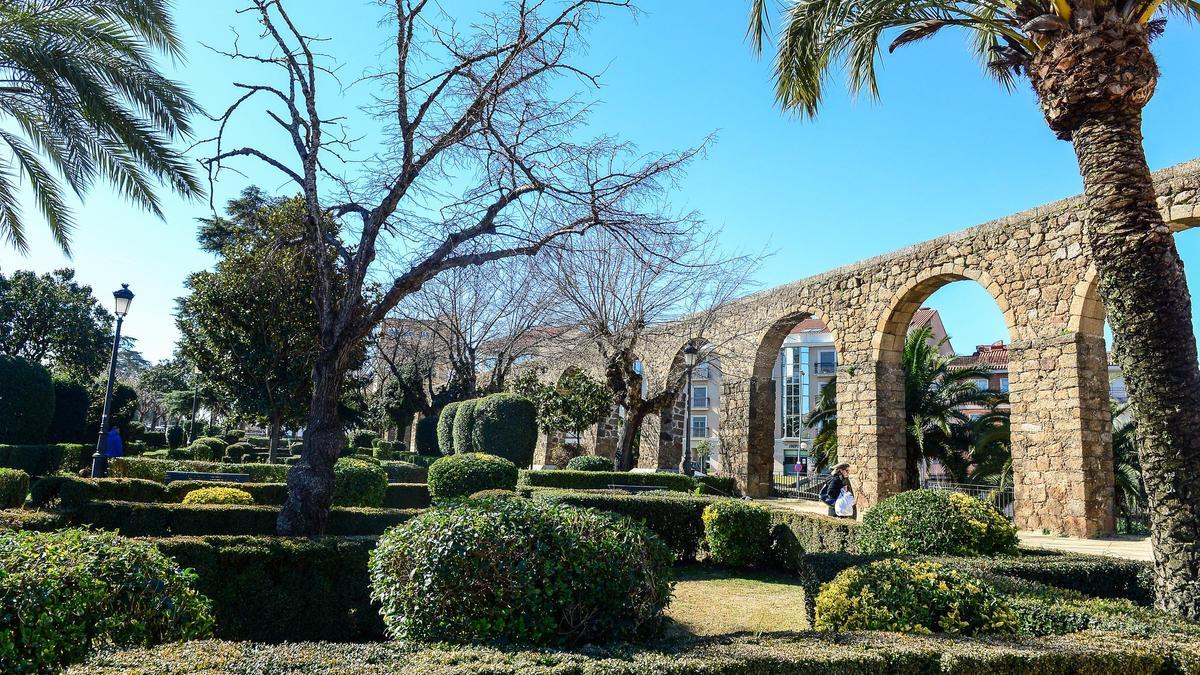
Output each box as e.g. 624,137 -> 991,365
531,159 -> 1200,538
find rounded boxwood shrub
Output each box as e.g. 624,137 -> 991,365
414,415 -> 440,456
0,354 -> 54,443
437,402 -> 460,454
224,441 -> 256,463
0,468 -> 29,508
472,393 -> 538,468
859,489 -> 1018,556
165,425 -> 184,450
0,528 -> 213,672
701,500 -> 771,567
48,376 -> 90,443
182,486 -> 254,505
427,453 -> 518,501
188,437 -> 228,462
333,457 -> 388,507
450,399 -> 480,455
223,429 -> 246,445
369,497 -> 672,645
814,559 -> 1018,636
349,429 -> 378,449
566,455 -> 613,471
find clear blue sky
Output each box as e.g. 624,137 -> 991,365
1,1 -> 1197,362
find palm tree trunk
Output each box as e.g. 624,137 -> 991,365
1071,107 -> 1200,619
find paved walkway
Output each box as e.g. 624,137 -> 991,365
756,498 -> 1153,561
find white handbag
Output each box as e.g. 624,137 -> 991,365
834,489 -> 856,517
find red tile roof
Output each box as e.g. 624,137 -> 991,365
951,341 -> 1009,369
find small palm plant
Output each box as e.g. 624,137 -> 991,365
0,0 -> 200,253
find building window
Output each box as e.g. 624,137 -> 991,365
780,346 -> 809,438
690,415 -> 708,439
814,350 -> 836,375
693,362 -> 710,379
692,385 -> 708,408
999,377 -> 1009,393
975,377 -> 990,391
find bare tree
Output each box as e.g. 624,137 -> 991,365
201,0 -> 699,534
540,228 -> 758,470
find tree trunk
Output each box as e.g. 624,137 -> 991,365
1027,20 -> 1200,619
615,404 -> 647,471
277,354 -> 345,535
267,416 -> 281,464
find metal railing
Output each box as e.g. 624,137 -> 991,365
922,479 -> 1015,519
813,362 -> 836,375
772,472 -> 830,500
692,397 -> 709,409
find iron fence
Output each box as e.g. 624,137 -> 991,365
772,472 -> 830,501
922,479 -> 1015,519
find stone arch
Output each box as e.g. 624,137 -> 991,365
1068,266 -> 1105,338
643,338 -> 718,471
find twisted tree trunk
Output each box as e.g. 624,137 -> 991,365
1032,22 -> 1200,618
277,352 -> 346,535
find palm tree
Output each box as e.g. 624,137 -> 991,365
943,409 -> 1013,485
0,0 -> 200,253
749,0 -> 1200,618
802,327 -> 1004,481
1111,400 -> 1148,532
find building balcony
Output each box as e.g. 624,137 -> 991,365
692,365 -> 711,379
691,398 -> 710,409
813,362 -> 836,375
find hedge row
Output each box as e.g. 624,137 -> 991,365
31,476 -> 170,510
71,501 -> 419,537
769,508 -> 861,558
110,457 -> 289,483
520,470 -> 695,492
0,507 -> 68,532
163,480 -> 430,509
149,536 -> 383,642
69,631 -> 1200,675
380,461 -> 427,483
0,443 -> 90,476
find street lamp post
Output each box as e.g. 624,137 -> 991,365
682,342 -> 699,476
91,284 -> 134,478
188,367 -> 200,444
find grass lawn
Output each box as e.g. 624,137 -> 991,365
664,566 -> 809,638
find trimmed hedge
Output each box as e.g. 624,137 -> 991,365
393,452 -> 438,468
532,489 -> 719,562
768,508 -> 861,561
521,469 -> 695,492
187,437 -> 227,462
414,415 -> 439,456
30,476 -> 170,510
165,425 -> 184,449
696,474 -> 739,496
182,487 -> 254,505
450,399 -> 480,454
148,536 -> 383,642
333,457 -> 388,507
162,480 -> 430,510
0,507 -> 69,532
566,455 -> 614,471
0,442 -> 90,476
0,354 -> 54,443
437,402 -> 460,454
702,500 -> 771,567
0,468 -> 28,508
471,393 -> 537,468
48,376 -> 90,443
380,460 -> 427,483
428,453 -> 518,501
110,457 -> 289,483
72,501 -> 419,536
859,489 -> 1018,556
68,631 -> 1200,675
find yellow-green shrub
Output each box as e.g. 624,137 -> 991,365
182,487 -> 254,505
701,500 -> 770,567
859,489 -> 1017,556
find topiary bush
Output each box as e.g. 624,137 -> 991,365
0,528 -> 213,672
702,500 -> 771,567
333,457 -> 388,508
224,442 -> 256,464
223,429 -> 246,445
369,497 -> 672,646
859,489 -> 1018,557
427,453 -> 518,502
349,429 -> 379,449
437,402 -> 460,454
165,425 -> 184,450
182,487 -> 255,505
471,393 -> 537,468
814,559 -> 1018,636
48,376 -> 90,443
414,415 -> 440,456
0,468 -> 29,508
0,355 -> 54,443
188,437 -> 227,462
566,455 -> 613,471
450,399 -> 480,455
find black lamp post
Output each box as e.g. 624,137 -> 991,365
682,342 -> 699,476
91,284 -> 134,478
188,367 -> 200,444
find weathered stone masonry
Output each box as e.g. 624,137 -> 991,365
536,159 -> 1200,538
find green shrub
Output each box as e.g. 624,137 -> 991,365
39,477 -> 172,510
521,469 -> 695,492
369,497 -> 672,645
72,501 -> 417,537
702,500 -> 771,567
244,436 -> 270,449
0,355 -> 54,443
351,452 -> 381,465
414,415 -> 439,456
224,441 -> 256,463
372,442 -> 396,460
394,451 -> 438,468
223,429 -> 245,445
333,457 -> 388,507
696,474 -> 739,496
165,425 -> 184,449
0,528 -> 213,672
566,455 -> 613,471
183,487 -> 255,505
471,393 -> 537,468
48,376 -> 90,443
450,399 -> 480,455
815,559 -> 1018,636
188,437 -> 227,462
149,536 -> 383,642
859,489 -> 1018,556
0,443 -> 65,476
349,429 -> 378,449
0,468 -> 28,508
427,453 -> 518,501
0,507 -> 68,532
384,483 -> 431,509
166,481 -> 289,505
109,457 -> 289,484
533,490 -> 718,562
437,402 -> 460,454
379,460 -> 427,483
166,446 -> 193,460
469,488 -> 521,500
